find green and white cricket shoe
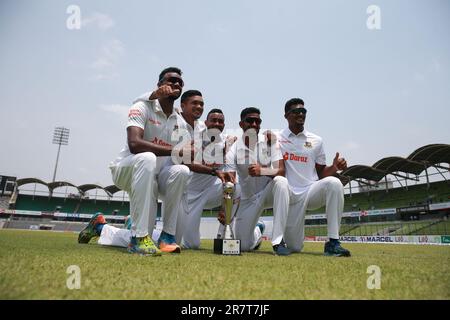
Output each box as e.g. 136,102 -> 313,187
128,235 -> 162,256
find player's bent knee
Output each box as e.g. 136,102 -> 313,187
174,164 -> 190,179
326,176 -> 344,192
134,152 -> 157,170
273,175 -> 288,187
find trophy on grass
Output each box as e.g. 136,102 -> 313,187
214,182 -> 241,255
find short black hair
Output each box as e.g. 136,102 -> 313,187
181,90 -> 202,103
240,107 -> 261,120
207,108 -> 223,118
158,67 -> 182,82
284,98 -> 305,114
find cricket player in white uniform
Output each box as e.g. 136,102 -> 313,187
85,67 -> 193,256
78,89 -> 201,254
277,98 -> 351,257
175,105 -> 264,249
164,90 -> 224,247
224,107 -> 291,255
157,90 -> 262,249
176,106 -> 229,249
79,94 -> 263,252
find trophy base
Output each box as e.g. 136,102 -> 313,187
213,238 -> 241,255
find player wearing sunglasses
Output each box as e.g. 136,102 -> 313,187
278,98 -> 351,257
223,107 -> 291,255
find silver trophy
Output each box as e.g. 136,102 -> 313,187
214,182 -> 241,255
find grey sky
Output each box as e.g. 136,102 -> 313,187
1,0 -> 449,189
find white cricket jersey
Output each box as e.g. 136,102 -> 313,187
172,114 -> 226,192
278,128 -> 326,194
189,129 -> 227,192
174,113 -> 206,137
225,134 -> 283,200
109,97 -> 181,167
201,129 -> 227,165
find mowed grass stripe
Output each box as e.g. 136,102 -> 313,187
0,229 -> 449,299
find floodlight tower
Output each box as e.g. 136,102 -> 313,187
52,127 -> 70,182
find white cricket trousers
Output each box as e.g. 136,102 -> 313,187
178,179 -> 242,249
177,177 -> 223,248
110,152 -> 190,238
98,224 -> 161,247
284,176 -> 344,252
234,176 -> 289,251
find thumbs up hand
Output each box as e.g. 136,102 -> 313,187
333,152 -> 347,171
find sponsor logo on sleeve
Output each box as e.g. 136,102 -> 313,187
128,109 -> 142,118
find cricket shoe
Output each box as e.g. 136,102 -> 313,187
324,240 -> 351,257
124,215 -> 132,230
127,235 -> 161,256
256,220 -> 266,234
253,220 -> 266,250
78,212 -> 106,244
158,231 -> 181,253
272,239 -> 291,256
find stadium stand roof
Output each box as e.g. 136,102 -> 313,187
78,184 -> 113,197
340,165 -> 387,182
16,179 -> 115,197
407,144 -> 450,164
339,144 -> 449,183
16,178 -> 48,187
104,185 -> 122,195
47,181 -> 79,192
372,156 -> 425,175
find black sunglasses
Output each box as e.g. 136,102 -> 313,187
162,76 -> 184,87
243,117 -> 262,125
286,107 -> 307,115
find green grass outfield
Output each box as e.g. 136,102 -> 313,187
1,229 -> 449,300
